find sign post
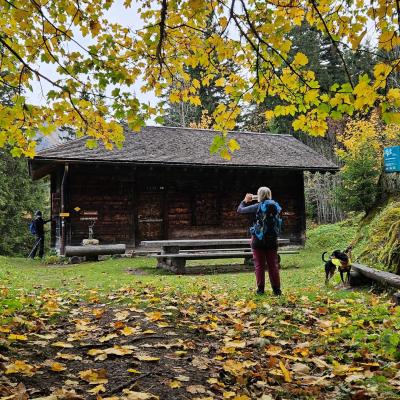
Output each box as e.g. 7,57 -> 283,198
384,146 -> 400,173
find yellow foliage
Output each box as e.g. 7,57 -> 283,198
3,0 -> 400,155
336,111 -> 400,161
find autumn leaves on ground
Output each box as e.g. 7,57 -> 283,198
1,224 -> 400,400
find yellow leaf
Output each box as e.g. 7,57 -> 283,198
99,333 -> 119,342
260,330 -> 277,338
89,20 -> 101,36
264,110 -> 274,121
79,369 -> 108,384
224,340 -> 246,349
121,390 -> 159,399
127,368 -> 141,374
220,149 -> 231,160
192,79 -> 200,89
5,360 -> 36,376
176,374 -> 190,381
88,384 -> 106,394
227,138 -> 240,152
52,341 -> 73,348
8,334 -> 27,341
169,92 -> 180,103
135,355 -> 160,362
168,380 -> 182,388
114,310 -> 130,321
265,345 -> 283,356
215,77 -> 226,86
189,96 -> 202,106
279,361 -> 292,382
121,326 -> 137,336
293,52 -> 308,66
56,353 -> 82,361
106,345 -> 134,356
44,361 -> 67,372
145,311 -> 163,321
373,63 -> 392,79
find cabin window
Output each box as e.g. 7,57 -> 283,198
192,193 -> 220,226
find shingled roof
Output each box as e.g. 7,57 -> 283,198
33,126 -> 338,171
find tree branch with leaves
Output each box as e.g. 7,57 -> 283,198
1,0 -> 400,159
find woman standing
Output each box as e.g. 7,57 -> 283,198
237,187 -> 282,296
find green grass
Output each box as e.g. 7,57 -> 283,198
0,217 -> 363,301
1,220 -> 399,399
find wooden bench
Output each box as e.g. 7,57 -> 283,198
351,263 -> 400,289
65,244 -> 126,261
140,239 -> 298,274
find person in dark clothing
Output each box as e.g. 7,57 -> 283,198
237,187 -> 282,296
28,210 -> 51,259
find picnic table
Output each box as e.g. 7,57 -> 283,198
140,238 -> 297,274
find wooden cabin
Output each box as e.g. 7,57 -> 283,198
29,126 -> 338,253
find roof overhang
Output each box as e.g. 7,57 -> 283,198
29,157 -> 339,180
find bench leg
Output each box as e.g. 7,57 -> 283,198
156,257 -> 166,269
244,255 -> 253,266
167,258 -> 186,274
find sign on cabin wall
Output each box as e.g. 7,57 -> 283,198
384,146 -> 400,173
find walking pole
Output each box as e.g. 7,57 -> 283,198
27,237 -> 41,259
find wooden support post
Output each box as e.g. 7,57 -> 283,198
159,245 -> 179,269
60,163 -> 69,256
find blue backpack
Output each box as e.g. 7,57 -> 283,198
250,200 -> 282,243
29,220 -> 37,235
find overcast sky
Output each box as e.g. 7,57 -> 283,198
26,1 -> 158,110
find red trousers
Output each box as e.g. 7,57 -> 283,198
252,247 -> 281,291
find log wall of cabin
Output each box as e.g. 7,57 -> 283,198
65,165 -> 135,246
51,163 -> 305,248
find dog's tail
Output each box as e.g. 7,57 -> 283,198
322,251 -> 329,262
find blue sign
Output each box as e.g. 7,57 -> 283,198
384,146 -> 400,173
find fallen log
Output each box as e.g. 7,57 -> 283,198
351,263 -> 400,289
65,244 -> 126,257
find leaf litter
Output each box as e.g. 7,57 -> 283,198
0,283 -> 399,399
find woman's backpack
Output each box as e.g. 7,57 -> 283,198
250,200 -> 282,245
29,220 -> 37,235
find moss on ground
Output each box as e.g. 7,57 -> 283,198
354,195 -> 400,273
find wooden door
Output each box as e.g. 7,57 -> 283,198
136,193 -> 164,243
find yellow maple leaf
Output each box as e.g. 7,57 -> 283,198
99,333 -> 119,342
293,52 -> 309,66
79,369 -> 108,384
43,360 -> 67,372
121,326 -> 137,336
88,384 -> 106,394
227,138 -> 240,152
145,311 -> 163,321
5,360 -> 36,376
